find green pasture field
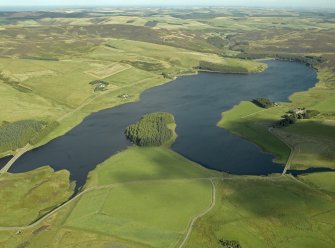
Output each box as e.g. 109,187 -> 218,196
66,180 -> 212,248
218,66 -> 335,170
217,101 -> 290,164
185,175 -> 335,248
276,121 -> 335,169
0,144 -> 218,248
86,146 -> 219,188
104,67 -> 154,86
300,172 -> 335,194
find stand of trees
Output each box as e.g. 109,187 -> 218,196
235,53 -> 325,67
161,72 -> 175,79
197,61 -> 248,74
219,239 -> 242,248
89,80 -> 109,86
125,112 -> 174,147
0,120 -> 44,152
0,120 -> 60,152
252,98 -> 274,108
144,20 -> 158,27
274,54 -> 325,67
275,109 -> 320,127
89,80 -> 109,92
277,115 -> 297,127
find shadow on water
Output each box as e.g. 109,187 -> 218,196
288,167 -> 335,176
2,60 -> 321,191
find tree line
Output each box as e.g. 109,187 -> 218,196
234,53 -> 325,67
125,112 -> 174,147
197,61 -> 248,74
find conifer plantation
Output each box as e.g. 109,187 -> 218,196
125,112 -> 174,146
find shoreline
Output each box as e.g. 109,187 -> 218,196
0,59 -> 320,177
0,61 -> 267,161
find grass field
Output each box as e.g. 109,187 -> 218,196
65,180 -> 212,248
300,172 -> 335,194
0,145 -> 219,248
104,66 -> 154,86
0,166 -> 73,226
218,101 -> 290,164
218,67 -> 335,170
86,146 -> 219,188
185,175 -> 335,248
275,121 -> 335,169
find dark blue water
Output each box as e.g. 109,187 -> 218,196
4,60 -> 318,189
0,156 -> 12,170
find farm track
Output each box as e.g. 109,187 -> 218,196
240,105 -> 280,119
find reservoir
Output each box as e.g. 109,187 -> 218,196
7,60 -> 317,189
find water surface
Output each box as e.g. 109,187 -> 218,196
0,156 -> 12,170
7,60 -> 318,189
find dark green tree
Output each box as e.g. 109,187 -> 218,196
125,112 -> 174,147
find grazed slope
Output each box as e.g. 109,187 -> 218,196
0,146 -> 220,248
185,174 -> 335,248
